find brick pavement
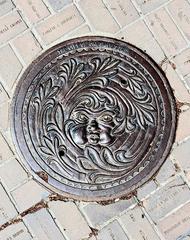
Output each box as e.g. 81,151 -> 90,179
0,0 -> 190,239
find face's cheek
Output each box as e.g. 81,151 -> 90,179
99,125 -> 115,145
70,124 -> 88,146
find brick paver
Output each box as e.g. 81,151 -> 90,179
0,0 -> 14,17
0,183 -> 17,225
11,180 -> 50,212
0,44 -> 22,92
0,0 -> 190,239
143,177 -> 190,222
47,0 -> 73,11
0,158 -> 28,191
174,48 -> 190,77
79,0 -> 119,33
135,0 -> 169,14
147,8 -> 187,57
158,201 -> 190,239
120,206 -> 161,240
97,220 -> 129,240
16,0 -> 50,24
0,11 -> 27,45
168,0 -> 190,41
49,201 -> 91,240
12,31 -> 42,64
82,198 -> 136,227
36,4 -> 84,44
24,208 -> 65,240
0,221 -> 33,240
105,0 -> 139,27
117,19 -> 165,62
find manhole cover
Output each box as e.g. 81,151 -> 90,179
11,36 -> 177,201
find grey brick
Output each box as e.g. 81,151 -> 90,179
0,183 -> 17,225
97,220 -> 129,240
47,0 -> 72,11
24,208 -> 65,240
0,221 -> 32,240
137,180 -> 157,200
120,206 -> 160,240
143,177 -> 190,222
156,158 -> 176,184
0,0 -> 14,17
82,198 -> 136,227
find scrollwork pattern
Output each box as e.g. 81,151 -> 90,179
29,55 -> 157,184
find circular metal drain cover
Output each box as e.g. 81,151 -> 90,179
11,36 -> 177,201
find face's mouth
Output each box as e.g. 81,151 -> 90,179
87,133 -> 100,144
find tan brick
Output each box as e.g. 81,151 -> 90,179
162,63 -> 190,103
174,48 -> 190,77
0,83 -> 9,104
0,0 -> 14,17
116,20 -> 165,63
0,101 -> 10,132
0,133 -> 13,165
105,0 -> 139,27
143,38 -> 165,63
12,31 -> 42,64
158,202 -> 190,240
143,177 -> 190,221
36,4 -> 84,45
0,45 -> 22,91
0,45 -> 22,90
0,221 -> 32,240
0,11 -> 27,45
117,20 -> 151,44
11,180 -> 50,212
0,159 -> 28,190
185,75 -> 190,89
79,0 -> 119,33
147,8 -> 187,57
16,0 -> 50,24
120,206 -> 160,240
49,201 -> 91,240
186,170 -> 190,181
66,24 -> 91,39
168,0 -> 190,41
0,183 -> 17,225
176,109 -> 190,141
135,0 -> 169,14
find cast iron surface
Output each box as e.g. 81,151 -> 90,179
11,36 -> 177,201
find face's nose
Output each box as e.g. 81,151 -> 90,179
87,119 -> 99,133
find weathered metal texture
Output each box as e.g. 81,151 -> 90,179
11,36 -> 177,201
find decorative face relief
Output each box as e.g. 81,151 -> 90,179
11,36 -> 177,201
68,90 -> 125,147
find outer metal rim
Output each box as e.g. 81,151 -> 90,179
11,36 -> 177,201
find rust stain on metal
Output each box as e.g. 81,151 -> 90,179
49,193 -> 70,202
36,171 -> 49,182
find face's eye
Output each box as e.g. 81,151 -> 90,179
76,112 -> 89,123
99,114 -> 113,123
